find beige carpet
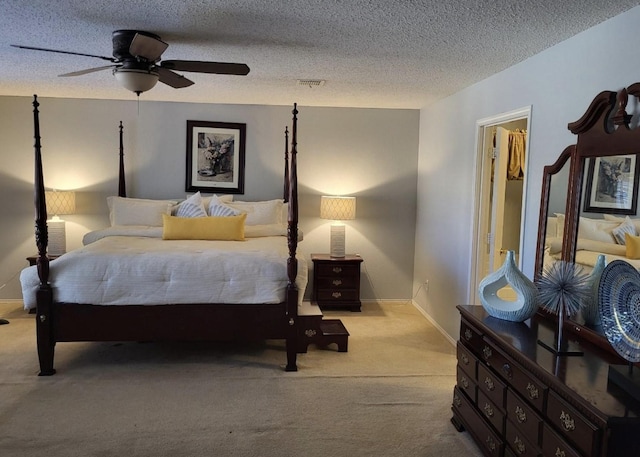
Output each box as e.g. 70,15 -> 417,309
0,301 -> 480,457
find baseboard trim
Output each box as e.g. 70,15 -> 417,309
411,300 -> 456,347
0,299 -> 24,305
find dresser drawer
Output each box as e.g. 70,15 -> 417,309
546,391 -> 600,457
315,263 -> 359,277
456,341 -> 477,379
315,289 -> 359,302
478,390 -> 505,435
453,387 -> 504,457
505,419 -> 541,457
478,362 -> 506,408
541,424 -> 581,457
460,320 -> 484,357
506,389 -> 542,447
481,339 -> 546,413
456,365 -> 476,403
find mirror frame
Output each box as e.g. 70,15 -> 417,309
536,84 -> 640,353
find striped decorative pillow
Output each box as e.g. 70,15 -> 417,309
209,202 -> 242,217
207,194 -> 242,217
175,192 -> 207,218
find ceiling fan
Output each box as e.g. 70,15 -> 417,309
11,30 -> 250,96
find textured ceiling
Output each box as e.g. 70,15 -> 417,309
1,0 -> 638,109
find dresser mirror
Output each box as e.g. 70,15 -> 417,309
535,83 -> 640,353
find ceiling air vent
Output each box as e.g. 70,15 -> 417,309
297,79 -> 326,87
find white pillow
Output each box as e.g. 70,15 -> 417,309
201,194 -> 234,206
175,192 -> 207,218
578,217 -> 619,244
612,216 -> 637,245
244,224 -> 287,237
604,213 -> 640,233
228,199 -> 284,226
208,195 -> 242,217
107,196 -> 177,227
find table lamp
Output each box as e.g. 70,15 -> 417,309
45,190 -> 76,256
320,196 -> 356,258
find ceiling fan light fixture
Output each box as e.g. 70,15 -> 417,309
114,68 -> 160,95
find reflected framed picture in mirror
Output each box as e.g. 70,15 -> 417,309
584,154 -> 640,215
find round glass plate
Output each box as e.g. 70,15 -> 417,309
598,260 -> 640,362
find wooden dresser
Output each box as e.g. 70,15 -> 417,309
451,305 -> 640,457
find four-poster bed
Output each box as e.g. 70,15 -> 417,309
23,95 -> 312,374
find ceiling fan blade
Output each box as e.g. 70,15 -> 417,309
129,33 -> 168,62
10,44 -> 116,62
157,67 -> 194,88
59,65 -> 116,77
160,60 -> 250,76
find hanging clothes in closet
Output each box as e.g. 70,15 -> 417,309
507,129 -> 526,180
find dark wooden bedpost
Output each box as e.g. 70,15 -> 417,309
285,103 -> 299,372
118,121 -> 127,198
32,95 -> 56,376
283,126 -> 289,203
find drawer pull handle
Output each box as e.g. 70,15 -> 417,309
502,363 -> 513,379
483,346 -> 492,360
461,353 -> 469,365
332,267 -> 342,274
464,329 -> 472,341
515,405 -> 527,423
526,382 -> 539,400
332,279 -> 343,286
484,376 -> 495,391
483,403 -> 494,417
555,448 -> 566,457
514,436 -> 526,455
560,410 -> 575,432
453,394 -> 462,407
460,377 -> 469,389
486,436 -> 496,451
332,292 -> 342,299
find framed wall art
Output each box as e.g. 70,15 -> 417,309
584,154 -> 640,215
185,120 -> 246,194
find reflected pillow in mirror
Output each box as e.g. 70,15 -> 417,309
626,233 -> 640,259
612,216 -> 637,245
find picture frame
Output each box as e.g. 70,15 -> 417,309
186,120 -> 246,194
583,154 -> 640,215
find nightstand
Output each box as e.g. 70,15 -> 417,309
311,254 -> 363,312
26,254 -> 60,266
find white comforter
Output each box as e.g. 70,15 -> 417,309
20,226 -> 307,309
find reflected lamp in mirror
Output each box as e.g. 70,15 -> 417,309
45,190 -> 76,256
320,196 -> 356,258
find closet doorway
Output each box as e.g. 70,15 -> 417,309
469,107 -> 531,305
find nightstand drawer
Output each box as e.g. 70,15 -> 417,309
315,289 -> 359,301
316,276 -> 358,289
315,263 -> 359,277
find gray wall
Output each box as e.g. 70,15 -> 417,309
414,6 -> 640,339
0,98 -> 419,301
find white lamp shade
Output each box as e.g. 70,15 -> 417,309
320,196 -> 356,220
320,196 -> 355,257
45,191 -> 76,216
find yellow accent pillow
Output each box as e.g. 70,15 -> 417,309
625,233 -> 640,259
162,214 -> 246,241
